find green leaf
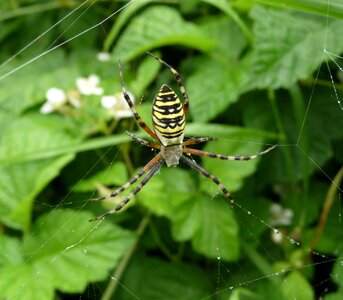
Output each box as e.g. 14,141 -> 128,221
202,0 -> 253,43
185,123 -> 279,140
332,258 -> 343,288
255,0 -> 343,19
0,51 -> 79,129
140,166 -> 239,261
74,162 -> 128,192
117,256 -> 212,300
198,16 -> 248,61
173,194 -> 239,261
140,168 -> 195,218
130,53 -> 162,95
200,138 -> 273,193
0,114 -> 81,230
112,6 -> 215,62
247,6 -> 343,90
281,271 -> 314,300
324,290 -> 343,300
104,0 -> 156,51
187,57 -> 248,122
0,210 -> 135,300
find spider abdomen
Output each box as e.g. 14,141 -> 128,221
152,84 -> 185,146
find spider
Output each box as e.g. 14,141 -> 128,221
91,52 -> 276,220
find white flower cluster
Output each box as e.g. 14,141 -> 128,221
101,92 -> 135,119
269,203 -> 293,227
40,65 -> 135,120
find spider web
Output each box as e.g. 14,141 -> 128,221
0,0 -> 342,299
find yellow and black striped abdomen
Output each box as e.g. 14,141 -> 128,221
152,84 -> 185,146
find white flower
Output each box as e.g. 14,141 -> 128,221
40,102 -> 54,114
97,52 -> 111,62
269,203 -> 293,227
101,91 -> 135,119
76,74 -> 103,96
40,87 -> 67,114
101,95 -> 117,109
46,87 -> 67,105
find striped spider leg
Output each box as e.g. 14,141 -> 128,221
90,152 -> 164,221
180,144 -> 277,206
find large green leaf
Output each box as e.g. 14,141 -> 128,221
117,256 -> 212,300
247,6 -> 343,90
0,114 -> 81,230
139,168 -> 195,218
198,15 -> 248,61
74,162 -> 128,192
186,57 -> 249,122
172,194 -> 239,261
0,210 -> 135,300
140,167 -> 239,261
112,6 -> 215,62
281,271 -> 314,300
200,137 -> 274,194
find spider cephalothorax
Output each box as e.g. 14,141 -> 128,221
91,52 -> 276,220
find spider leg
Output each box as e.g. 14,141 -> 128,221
182,137 -> 217,147
146,51 -> 190,116
91,158 -> 164,221
118,61 -> 158,140
181,155 -> 234,205
90,153 -> 163,202
125,131 -> 160,149
183,145 -> 277,160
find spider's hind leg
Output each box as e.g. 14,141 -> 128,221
90,157 -> 164,221
181,154 -> 234,205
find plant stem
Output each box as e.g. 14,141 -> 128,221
101,212 -> 151,300
309,166 -> 343,252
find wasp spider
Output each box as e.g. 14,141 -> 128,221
91,52 -> 276,220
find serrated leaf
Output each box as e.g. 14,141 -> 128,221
74,162 -> 128,192
198,16 -> 248,60
281,271 -> 314,300
0,114 -> 81,230
247,6 -> 343,90
200,138 -> 272,194
112,6 -> 215,62
140,168 -> 195,218
173,194 -> 239,261
0,210 -> 135,300
187,57 -> 248,122
0,51 -> 79,127
117,256 -> 212,300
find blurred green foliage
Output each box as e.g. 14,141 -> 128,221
0,0 -> 343,299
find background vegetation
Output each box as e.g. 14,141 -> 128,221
1,0 -> 343,299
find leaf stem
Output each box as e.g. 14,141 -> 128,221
202,0 -> 253,43
101,212 -> 151,300
309,166 -> 343,252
